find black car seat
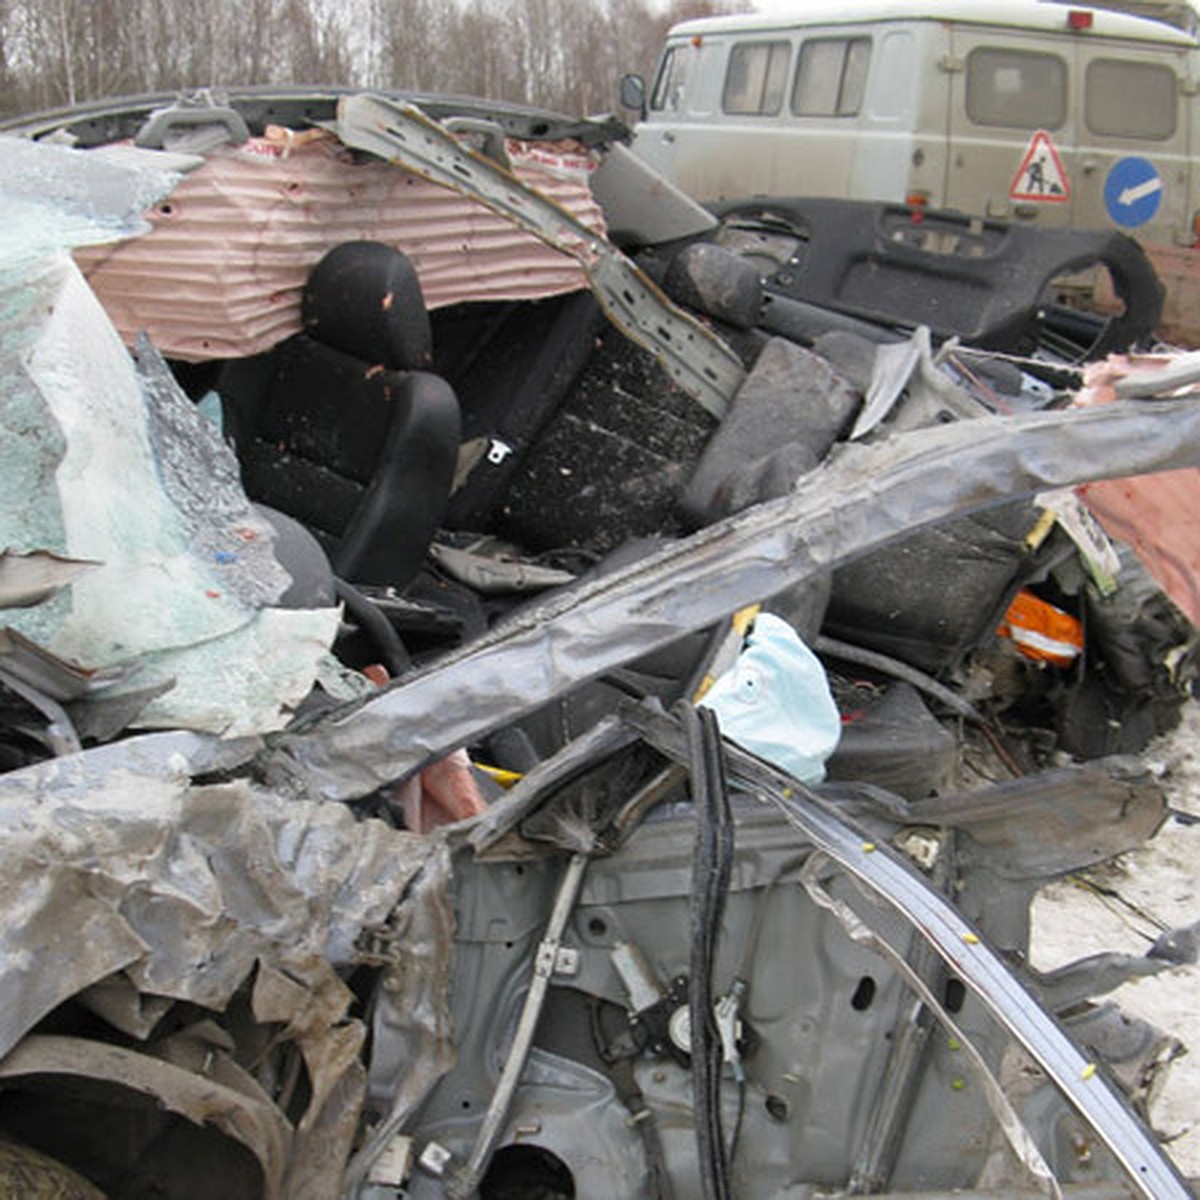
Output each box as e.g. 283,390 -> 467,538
226,241 -> 460,588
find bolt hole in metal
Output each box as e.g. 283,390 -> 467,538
943,977 -> 966,1013
587,916 -> 608,938
765,1094 -> 790,1122
850,975 -> 876,1011
479,1144 -> 576,1199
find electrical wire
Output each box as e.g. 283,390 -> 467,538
681,701 -> 734,1200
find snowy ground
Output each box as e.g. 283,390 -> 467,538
1031,701 -> 1200,1178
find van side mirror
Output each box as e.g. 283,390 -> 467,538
620,74 -> 647,122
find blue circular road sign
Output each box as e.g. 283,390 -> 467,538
1104,157 -> 1163,229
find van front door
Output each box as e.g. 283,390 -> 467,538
944,27 -> 1077,229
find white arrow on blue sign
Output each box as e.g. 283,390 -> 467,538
1104,156 -> 1164,228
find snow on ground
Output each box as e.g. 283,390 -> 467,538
1031,700 -> 1200,1178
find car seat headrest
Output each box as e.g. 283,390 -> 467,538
302,240 -> 433,370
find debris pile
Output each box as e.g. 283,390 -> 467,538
0,90 -> 1197,1199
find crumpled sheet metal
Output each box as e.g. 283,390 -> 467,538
0,145 -> 339,734
0,742 -> 455,1195
0,742 -> 448,1063
345,838 -> 458,1190
250,962 -> 376,1200
73,129 -> 606,362
268,398 -> 1200,802
905,756 -> 1167,879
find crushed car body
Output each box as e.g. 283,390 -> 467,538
0,88 -> 1198,1200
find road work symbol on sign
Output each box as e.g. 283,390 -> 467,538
1009,130 -> 1070,202
1104,156 -> 1163,228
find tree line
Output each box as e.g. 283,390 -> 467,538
0,0 -> 731,120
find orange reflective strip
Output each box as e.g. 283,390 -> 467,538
997,589 -> 1084,667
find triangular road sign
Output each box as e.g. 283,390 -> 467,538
1009,130 -> 1070,203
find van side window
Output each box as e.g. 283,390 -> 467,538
965,48 -> 1067,130
723,41 -> 791,115
791,37 -> 871,117
1086,59 -> 1177,139
651,45 -> 692,112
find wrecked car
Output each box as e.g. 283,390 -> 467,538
0,87 -> 1198,1199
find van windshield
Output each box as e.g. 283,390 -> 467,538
651,44 -> 693,112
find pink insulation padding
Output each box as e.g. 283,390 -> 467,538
1078,470 -> 1200,628
73,128 -> 605,361
1074,354 -> 1200,626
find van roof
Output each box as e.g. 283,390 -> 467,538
670,0 -> 1197,46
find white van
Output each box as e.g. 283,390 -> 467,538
627,0 -> 1200,251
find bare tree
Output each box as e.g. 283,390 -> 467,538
0,0 -> 734,119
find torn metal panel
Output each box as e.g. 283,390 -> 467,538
268,398 -> 1200,802
336,95 -> 743,419
77,975 -> 174,1041
0,727 -> 262,788
0,667 -> 81,756
851,332 -> 923,439
0,628 -> 128,703
1030,923 -> 1200,1012
904,758 -> 1168,879
72,126 -> 608,361
250,963 -> 370,1200
0,551 -> 98,610
0,746 -> 447,1060
347,838 -> 457,1192
427,543 -> 576,594
626,705 -> 1193,1200
0,742 -> 455,1194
